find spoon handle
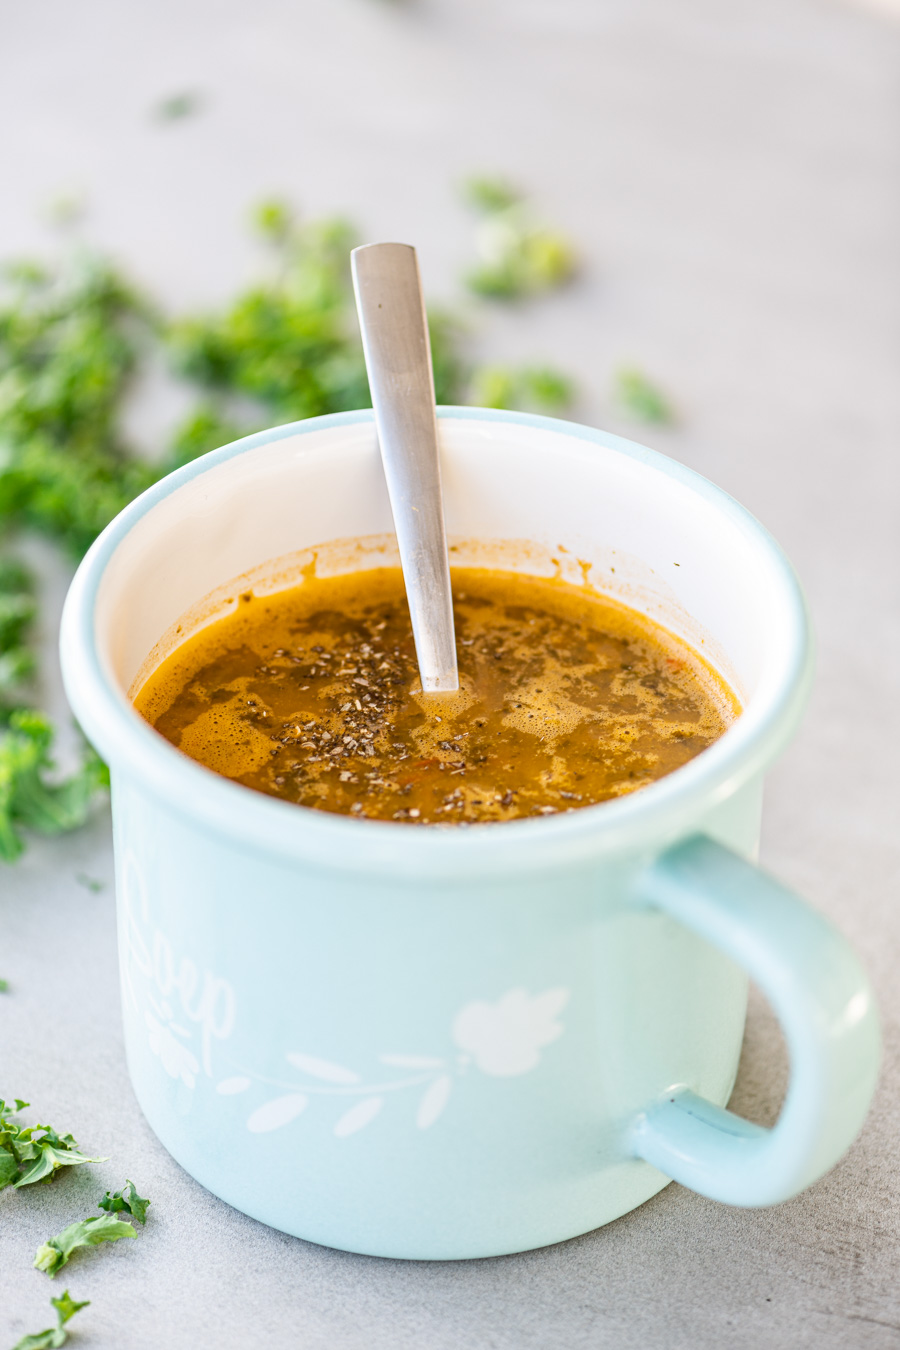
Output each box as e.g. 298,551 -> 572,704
351,242 -> 459,693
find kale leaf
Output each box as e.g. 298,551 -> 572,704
10,1292 -> 90,1350
33,1212 -> 136,1277
98,1179 -> 151,1224
167,209 -> 369,421
0,257 -> 158,557
462,178 -> 577,300
470,365 -> 574,415
613,366 -> 675,424
0,558 -> 109,861
0,713 -> 109,863
0,1099 -> 106,1190
0,558 -> 36,712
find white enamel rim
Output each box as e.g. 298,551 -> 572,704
60,408 -> 813,881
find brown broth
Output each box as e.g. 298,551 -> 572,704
134,567 -> 738,824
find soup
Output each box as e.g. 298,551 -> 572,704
134,567 -> 738,824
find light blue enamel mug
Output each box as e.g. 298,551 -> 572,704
60,409 -> 879,1259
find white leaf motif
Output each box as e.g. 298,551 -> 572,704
379,1054 -> 445,1069
286,1052 -> 360,1084
416,1075 -> 452,1129
334,1096 -> 384,1137
216,1076 -> 251,1095
247,1094 -> 309,1133
452,987 -> 570,1076
145,1011 -> 199,1088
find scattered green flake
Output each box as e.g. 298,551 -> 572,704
153,91 -> 202,123
0,713 -> 110,862
0,256 -> 158,557
0,978 -> 9,992
0,550 -> 108,861
74,872 -> 103,893
470,364 -> 574,414
34,1212 -> 136,1277
167,208 -> 467,417
613,367 -> 675,424
165,214 -> 373,422
252,198 -> 295,245
0,557 -> 37,713
44,194 -> 87,231
462,176 -> 522,214
0,1144 -> 18,1190
49,1294 -> 89,1328
98,1179 -> 151,1224
11,1292 -> 89,1350
462,184 -> 577,300
2,260 -> 50,287
0,1099 -> 106,1191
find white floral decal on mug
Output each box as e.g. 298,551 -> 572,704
452,987 -> 569,1076
145,1008 -> 200,1089
220,987 -> 570,1138
122,850 -> 568,1134
121,851 -> 236,1087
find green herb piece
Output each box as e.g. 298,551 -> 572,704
0,1099 -> 107,1191
0,436 -> 157,560
0,557 -> 36,712
11,1291 -> 89,1350
470,364 -> 574,414
34,1212 -> 136,1277
463,184 -> 576,301
98,1179 -> 151,1224
48,1294 -> 87,1326
613,367 -> 675,424
252,198 -> 295,244
165,207 -> 469,429
0,978 -> 9,992
463,176 -> 522,214
153,91 -> 202,123
44,195 -> 87,232
2,260 -> 50,287
0,256 -> 158,557
166,212 -> 371,422
74,872 -> 103,893
0,712 -> 109,862
0,553 -> 109,861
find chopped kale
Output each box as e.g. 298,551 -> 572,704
613,366 -> 675,424
470,364 -> 574,414
0,714 -> 109,863
10,1291 -> 89,1350
0,1099 -> 106,1190
34,1213 -> 136,1277
98,1179 -> 151,1224
462,178 -> 577,300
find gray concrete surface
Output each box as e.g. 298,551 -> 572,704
2,0 -> 900,1345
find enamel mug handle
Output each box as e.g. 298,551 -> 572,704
630,836 -> 880,1206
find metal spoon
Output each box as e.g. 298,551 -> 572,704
351,242 -> 459,693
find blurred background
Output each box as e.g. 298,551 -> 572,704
3,0 -> 897,492
2,1 -> 900,1346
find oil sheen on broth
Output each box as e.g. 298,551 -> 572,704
134,568 -> 738,825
